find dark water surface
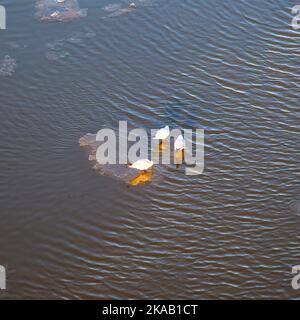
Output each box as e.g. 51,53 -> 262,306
0,0 -> 299,299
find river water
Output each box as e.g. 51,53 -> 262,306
0,0 -> 299,299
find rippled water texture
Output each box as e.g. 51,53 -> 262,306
0,0 -> 299,299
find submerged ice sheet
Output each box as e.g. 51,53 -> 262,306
45,38 -> 69,61
0,55 -> 16,76
79,133 -> 153,185
45,31 -> 96,61
35,0 -> 87,22
290,201 -> 300,216
79,133 -> 97,147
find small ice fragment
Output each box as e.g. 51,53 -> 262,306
103,4 -> 121,12
85,32 -> 96,39
88,154 -> 97,161
129,3 -> 137,9
50,11 -> 60,18
0,55 -> 17,76
67,31 -> 84,44
45,51 -> 60,61
79,133 -> 97,147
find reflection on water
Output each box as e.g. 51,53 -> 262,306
128,170 -> 153,186
0,0 -> 299,299
174,149 -> 184,166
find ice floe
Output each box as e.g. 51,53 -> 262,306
0,55 -> 16,76
45,31 -> 96,61
79,133 -> 154,185
35,0 -> 87,22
